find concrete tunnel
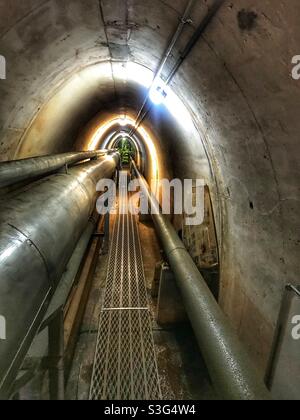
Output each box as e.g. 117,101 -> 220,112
0,0 -> 299,401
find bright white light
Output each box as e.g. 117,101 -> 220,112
119,115 -> 127,126
164,89 -> 194,131
112,62 -> 128,82
149,79 -> 168,106
112,62 -> 194,131
0,244 -> 17,264
87,61 -> 195,182
126,62 -> 154,88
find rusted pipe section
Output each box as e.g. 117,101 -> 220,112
132,160 -> 271,400
0,150 -> 111,189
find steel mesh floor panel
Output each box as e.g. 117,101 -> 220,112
89,309 -> 161,400
89,172 -> 161,400
103,173 -> 148,309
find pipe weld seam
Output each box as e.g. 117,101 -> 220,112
166,245 -> 187,259
7,223 -> 52,286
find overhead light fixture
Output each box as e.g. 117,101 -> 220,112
149,79 -> 168,105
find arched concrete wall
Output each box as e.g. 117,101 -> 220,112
0,0 -> 299,372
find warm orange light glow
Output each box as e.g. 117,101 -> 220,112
87,116 -> 159,188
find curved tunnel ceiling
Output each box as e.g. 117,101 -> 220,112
0,0 -> 299,372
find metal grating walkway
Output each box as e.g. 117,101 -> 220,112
89,171 -> 161,400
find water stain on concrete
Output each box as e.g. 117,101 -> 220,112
238,9 -> 258,31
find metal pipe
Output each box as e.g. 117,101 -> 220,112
0,152 -> 119,399
15,217 -> 99,371
132,161 -> 271,400
130,0 -> 195,136
41,214 -> 99,328
0,150 -> 111,189
130,0 -> 224,133
286,284 -> 300,297
156,0 -> 195,79
166,0 -> 225,84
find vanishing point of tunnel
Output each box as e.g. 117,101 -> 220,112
0,0 -> 299,403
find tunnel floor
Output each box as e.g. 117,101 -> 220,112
89,171 -> 161,400
66,171 -> 216,401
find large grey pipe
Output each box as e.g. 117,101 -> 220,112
0,152 -> 119,399
132,161 -> 271,400
0,150 -> 111,189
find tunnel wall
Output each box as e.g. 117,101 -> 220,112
0,0 -> 299,372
